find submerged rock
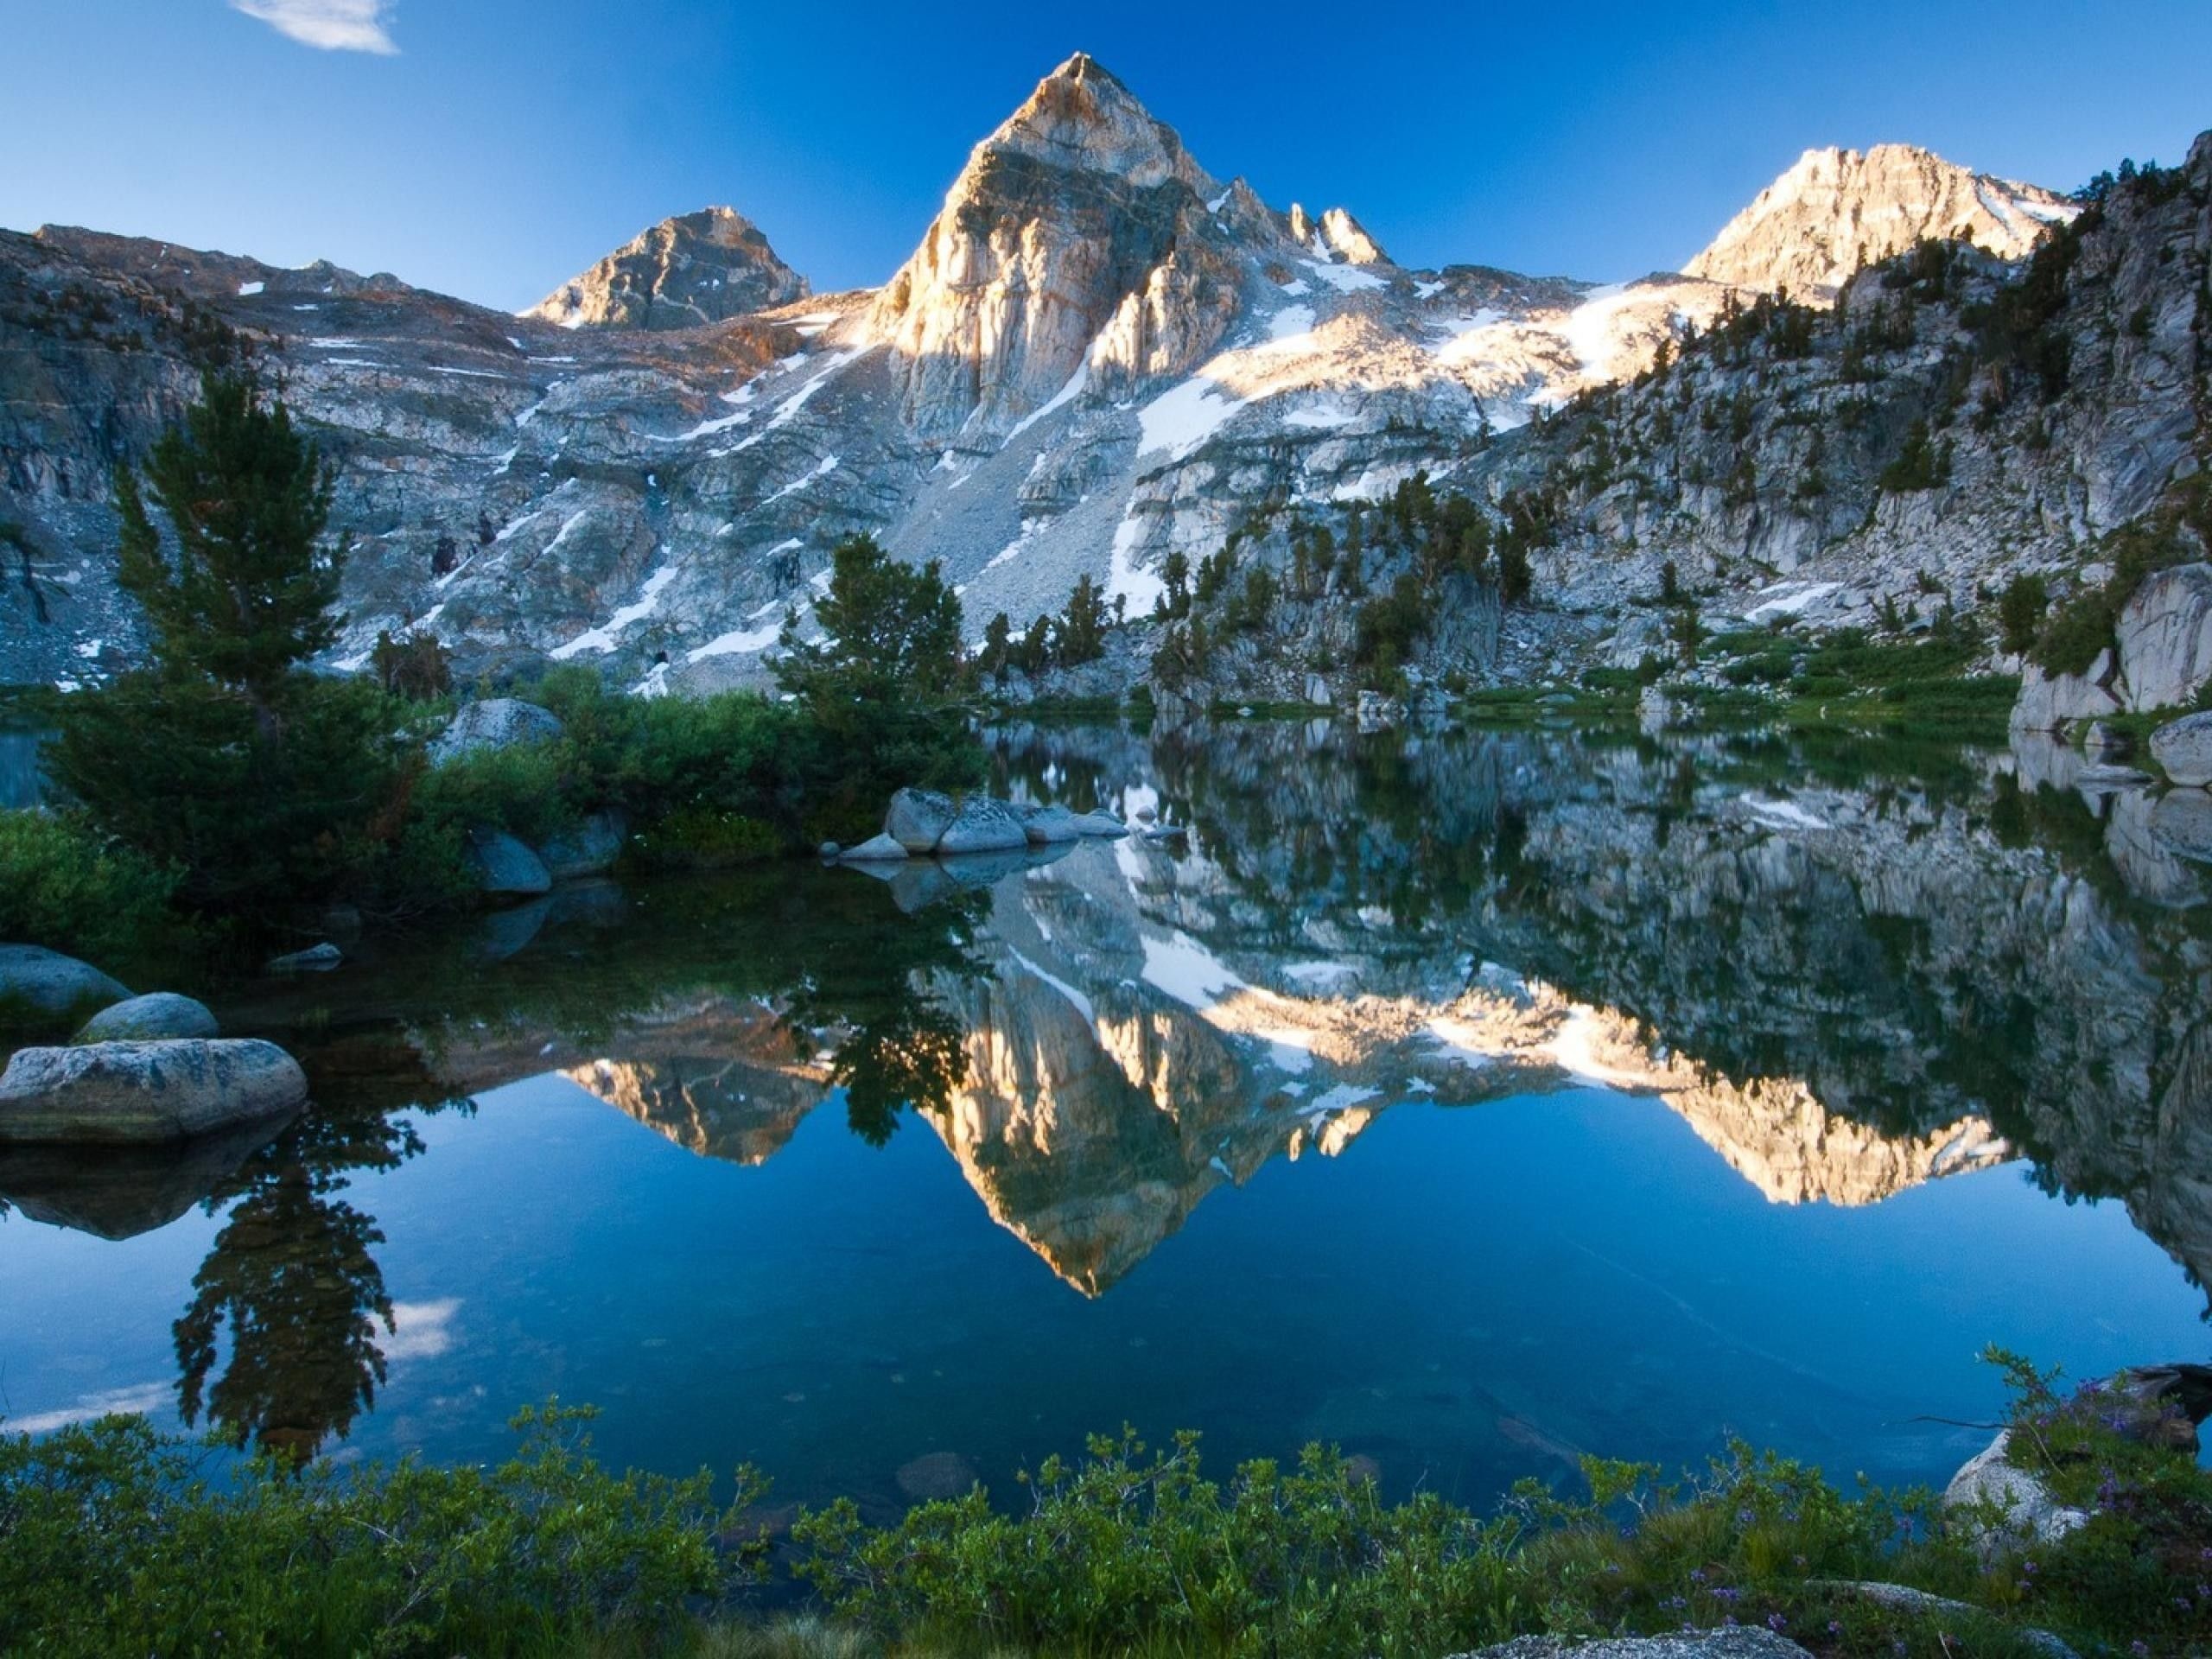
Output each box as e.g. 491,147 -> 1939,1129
886,787 -> 958,853
0,945 -> 129,1027
0,1039 -> 308,1143
895,1451 -> 981,1501
2152,789 -> 2212,863
265,942 -> 343,974
429,698 -> 565,766
75,992 -> 218,1043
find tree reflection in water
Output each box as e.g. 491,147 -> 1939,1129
172,1094 -> 466,1462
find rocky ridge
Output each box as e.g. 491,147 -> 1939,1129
0,54 -> 2141,695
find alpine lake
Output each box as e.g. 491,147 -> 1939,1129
4,714 -> 2209,1523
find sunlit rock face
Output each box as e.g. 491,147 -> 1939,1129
528,207 -> 810,331
1686,144 -> 2076,301
861,53 -> 1250,439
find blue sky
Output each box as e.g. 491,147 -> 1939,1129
9,2 -> 2209,313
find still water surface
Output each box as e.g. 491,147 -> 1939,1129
3,721 -> 2207,1514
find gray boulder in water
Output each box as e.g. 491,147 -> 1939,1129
1022,804 -> 1086,844
936,796 -> 1029,855
467,827 -> 554,897
0,944 -> 129,1027
539,810 -> 628,880
2151,710 -> 2212,787
429,698 -> 566,766
885,787 -> 958,853
75,992 -> 218,1043
0,1039 -> 308,1143
842,832 -> 911,863
1071,810 -> 1129,838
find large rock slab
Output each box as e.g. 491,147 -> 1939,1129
0,1039 -> 308,1144
885,788 -> 958,853
1071,810 -> 1130,838
467,827 -> 553,898
2010,650 -> 2123,733
0,945 -> 129,1027
429,698 -> 565,766
2152,711 -> 2212,787
75,992 -> 218,1043
2118,563 -> 2212,712
539,810 -> 628,880
936,796 -> 1030,855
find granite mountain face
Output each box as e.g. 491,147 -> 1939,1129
2,54 -> 2202,700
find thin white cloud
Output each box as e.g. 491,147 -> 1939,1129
231,0 -> 399,54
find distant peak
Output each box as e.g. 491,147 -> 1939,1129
1687,142 -> 2075,300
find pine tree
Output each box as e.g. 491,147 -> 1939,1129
115,371 -> 344,728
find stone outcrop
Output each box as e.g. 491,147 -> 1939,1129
2010,651 -> 2125,733
429,699 -> 566,766
527,207 -> 809,330
2116,563 -> 2212,712
2153,712 -> 2212,786
1942,1428 -> 2090,1560
885,787 -> 957,853
75,992 -> 218,1042
466,827 -> 553,898
538,810 -> 628,880
0,945 -> 129,1027
0,1039 -> 308,1142
1686,143 -> 2075,301
937,796 -> 1032,855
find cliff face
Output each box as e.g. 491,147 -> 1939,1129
527,207 -> 810,331
1686,143 -> 2076,300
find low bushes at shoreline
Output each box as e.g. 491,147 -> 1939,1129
4,1356 -> 2207,1657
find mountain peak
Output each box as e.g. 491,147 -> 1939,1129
527,206 -> 809,331
864,56 -> 1243,437
1686,143 -> 2075,300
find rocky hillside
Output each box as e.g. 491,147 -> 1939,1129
1138,137 -> 2210,711
2,53 -> 2184,696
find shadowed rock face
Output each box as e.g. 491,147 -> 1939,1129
528,207 -> 810,331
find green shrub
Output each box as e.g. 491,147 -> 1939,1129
0,1405 -> 762,1658
0,811 -> 184,1001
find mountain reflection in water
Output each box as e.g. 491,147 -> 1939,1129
3,720 -> 2209,1485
